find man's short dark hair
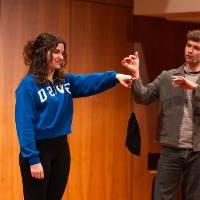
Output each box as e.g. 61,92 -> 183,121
187,29 -> 200,42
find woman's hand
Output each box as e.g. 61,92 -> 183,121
122,51 -> 140,79
172,76 -> 198,90
116,74 -> 133,88
30,163 -> 44,179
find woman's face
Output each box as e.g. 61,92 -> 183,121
48,43 -> 65,71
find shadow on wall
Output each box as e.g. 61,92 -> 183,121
133,16 -> 200,81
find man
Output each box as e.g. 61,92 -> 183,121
122,30 -> 200,200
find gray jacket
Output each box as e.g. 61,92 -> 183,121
132,65 -> 200,151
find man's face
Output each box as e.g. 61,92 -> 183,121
185,40 -> 200,65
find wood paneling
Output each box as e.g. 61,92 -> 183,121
133,16 -> 200,80
68,1 -> 133,200
0,0 -> 70,199
75,0 -> 132,7
1,0 -> 135,199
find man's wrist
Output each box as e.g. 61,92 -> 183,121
132,72 -> 140,80
195,84 -> 200,90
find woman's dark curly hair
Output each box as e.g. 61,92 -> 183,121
23,32 -> 67,84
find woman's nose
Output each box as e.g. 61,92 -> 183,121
59,53 -> 64,60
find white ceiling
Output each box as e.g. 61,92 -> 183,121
134,0 -> 200,23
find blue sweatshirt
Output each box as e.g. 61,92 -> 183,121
15,71 -> 118,165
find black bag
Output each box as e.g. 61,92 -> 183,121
125,112 -> 141,156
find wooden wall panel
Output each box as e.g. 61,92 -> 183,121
133,16 -> 200,80
68,1 -> 133,200
75,0 -> 132,7
0,0 -> 70,199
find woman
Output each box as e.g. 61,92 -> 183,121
15,32 -> 132,200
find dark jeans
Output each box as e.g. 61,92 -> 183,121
19,135 -> 70,200
154,146 -> 200,200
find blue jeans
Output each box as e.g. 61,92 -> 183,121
154,146 -> 200,200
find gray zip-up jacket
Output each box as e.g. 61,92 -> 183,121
132,65 -> 200,151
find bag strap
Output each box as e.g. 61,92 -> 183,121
130,89 -> 134,112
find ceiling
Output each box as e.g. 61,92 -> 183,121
133,0 -> 200,23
